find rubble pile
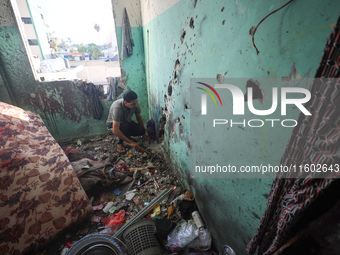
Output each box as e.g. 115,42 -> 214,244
43,134 -> 218,255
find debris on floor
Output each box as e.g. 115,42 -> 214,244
43,133 -> 218,255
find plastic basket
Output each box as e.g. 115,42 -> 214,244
122,219 -> 162,255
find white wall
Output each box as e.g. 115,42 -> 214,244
23,23 -> 36,38
111,0 -> 142,27
30,45 -> 41,57
140,0 -> 179,25
16,0 -> 30,17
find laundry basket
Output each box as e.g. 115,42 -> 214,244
122,219 -> 162,255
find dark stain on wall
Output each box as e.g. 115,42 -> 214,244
262,193 -> 269,199
168,82 -> 173,96
190,17 -> 195,29
199,16 -> 207,36
175,59 -> 181,71
181,30 -> 186,43
159,113 -> 167,139
252,212 -> 260,219
19,81 -> 92,134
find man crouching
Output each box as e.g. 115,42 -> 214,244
106,90 -> 150,153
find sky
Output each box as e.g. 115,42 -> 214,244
36,0 -> 116,45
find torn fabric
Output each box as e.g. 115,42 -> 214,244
107,77 -> 117,101
121,8 -> 134,60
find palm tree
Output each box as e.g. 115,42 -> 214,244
94,24 -> 101,44
94,24 -> 100,33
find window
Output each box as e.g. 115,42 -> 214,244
11,0 -> 120,83
28,39 -> 39,46
21,17 -> 32,24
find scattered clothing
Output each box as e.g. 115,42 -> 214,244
70,158 -> 132,192
65,146 -> 97,162
114,158 -> 130,173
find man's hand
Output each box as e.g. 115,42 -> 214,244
127,141 -> 142,151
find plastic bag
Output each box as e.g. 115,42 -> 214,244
166,220 -> 199,252
187,228 -> 212,251
103,209 -> 125,225
101,210 -> 125,234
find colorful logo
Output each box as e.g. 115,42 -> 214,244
196,82 -> 222,115
197,81 -> 311,117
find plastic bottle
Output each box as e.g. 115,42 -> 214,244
192,211 -> 204,229
103,202 -> 114,213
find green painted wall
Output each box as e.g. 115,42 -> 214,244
116,26 -> 149,123
0,72 -> 13,105
142,0 -> 339,254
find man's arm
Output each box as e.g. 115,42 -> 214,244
112,120 -> 141,150
136,113 -> 151,142
136,113 -> 144,128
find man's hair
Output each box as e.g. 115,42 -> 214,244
123,90 -> 138,103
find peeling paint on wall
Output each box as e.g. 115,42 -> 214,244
244,79 -> 265,104
216,73 -> 224,84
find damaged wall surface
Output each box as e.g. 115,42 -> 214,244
0,0 -> 149,140
1,0 -> 340,254
140,0 -> 340,254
